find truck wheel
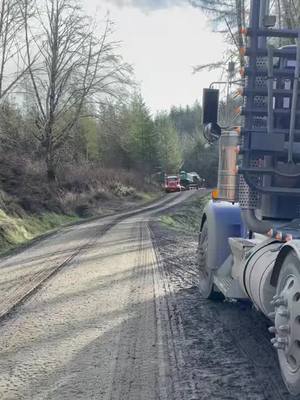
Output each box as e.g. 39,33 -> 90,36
272,250 -> 300,395
197,222 -> 224,301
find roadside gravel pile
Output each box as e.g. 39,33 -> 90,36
150,201 -> 296,400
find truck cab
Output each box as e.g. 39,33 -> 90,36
164,175 -> 181,193
198,0 -> 300,394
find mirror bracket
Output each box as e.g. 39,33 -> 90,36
203,122 -> 222,143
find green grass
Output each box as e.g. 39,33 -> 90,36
160,194 -> 210,233
0,188 -> 163,256
136,190 -> 163,203
0,209 -> 80,255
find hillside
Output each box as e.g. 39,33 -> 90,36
0,154 -> 158,254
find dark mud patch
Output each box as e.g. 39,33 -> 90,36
150,211 -> 297,400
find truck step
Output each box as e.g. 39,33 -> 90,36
213,275 -> 248,299
229,237 -> 257,281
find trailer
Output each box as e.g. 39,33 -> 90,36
180,171 -> 202,190
199,0 -> 300,394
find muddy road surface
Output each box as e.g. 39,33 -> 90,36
0,190 -> 297,400
150,199 -> 299,400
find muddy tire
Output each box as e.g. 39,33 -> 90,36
273,250 -> 300,395
197,222 -> 224,301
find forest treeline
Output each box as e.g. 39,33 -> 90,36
94,97 -> 217,185
1,94 -> 217,187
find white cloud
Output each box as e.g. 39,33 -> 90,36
83,0 -> 226,113
105,0 -> 186,10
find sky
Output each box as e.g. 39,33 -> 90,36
83,0 -> 226,113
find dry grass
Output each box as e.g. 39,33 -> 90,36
0,155 -> 160,251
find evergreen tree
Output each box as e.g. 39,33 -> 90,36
155,113 -> 183,174
127,94 -> 158,174
97,103 -> 132,169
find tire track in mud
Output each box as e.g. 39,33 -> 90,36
107,221 -> 170,400
107,222 -> 150,400
150,219 -> 299,400
151,229 -> 197,400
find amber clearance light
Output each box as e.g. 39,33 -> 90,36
211,189 -> 219,200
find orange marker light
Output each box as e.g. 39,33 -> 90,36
235,106 -> 242,115
239,47 -> 246,56
211,189 -> 219,200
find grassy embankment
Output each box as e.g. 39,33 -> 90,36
0,192 -> 158,255
0,158 -> 160,255
0,210 -> 78,253
160,193 -> 210,233
0,190 -> 159,255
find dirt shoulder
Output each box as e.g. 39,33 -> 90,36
150,194 -> 295,400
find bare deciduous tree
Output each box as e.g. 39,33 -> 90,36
275,0 -> 300,32
191,0 -> 249,75
0,0 -> 33,100
24,0 -> 132,180
192,0 -> 300,75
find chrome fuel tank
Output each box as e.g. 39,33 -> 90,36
217,132 -> 239,203
242,241 -> 281,316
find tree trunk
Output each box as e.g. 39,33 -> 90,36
46,142 -> 56,182
47,166 -> 56,181
46,158 -> 56,181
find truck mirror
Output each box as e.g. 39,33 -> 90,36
202,88 -> 219,125
202,88 -> 221,142
203,122 -> 221,143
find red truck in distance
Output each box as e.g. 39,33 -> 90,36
164,175 -> 181,193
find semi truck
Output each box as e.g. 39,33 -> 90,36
199,0 -> 300,394
179,171 -> 203,190
164,175 -> 181,193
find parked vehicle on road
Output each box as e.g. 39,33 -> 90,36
179,171 -> 203,190
199,0 -> 300,395
164,175 -> 181,193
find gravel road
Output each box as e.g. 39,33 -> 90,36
0,190 -> 298,400
0,191 -> 194,399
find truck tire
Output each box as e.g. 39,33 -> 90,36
197,221 -> 224,301
272,250 -> 300,395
